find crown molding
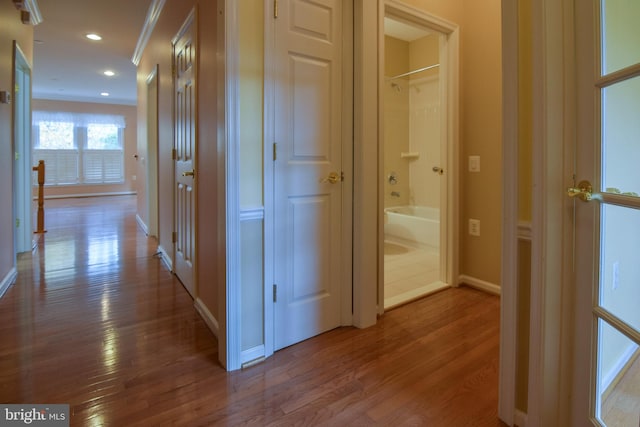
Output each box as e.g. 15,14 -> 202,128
132,0 -> 166,66
13,0 -> 42,25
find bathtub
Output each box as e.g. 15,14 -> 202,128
384,206 -> 439,249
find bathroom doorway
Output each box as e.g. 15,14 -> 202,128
382,11 -> 455,309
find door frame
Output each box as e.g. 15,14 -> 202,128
12,42 -> 33,254
378,0 -> 460,314
146,65 -> 159,238
501,0 -> 577,424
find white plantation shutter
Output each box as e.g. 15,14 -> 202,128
33,150 -> 79,185
32,112 -> 125,186
83,150 -> 124,183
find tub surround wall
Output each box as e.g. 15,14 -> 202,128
384,36 -> 410,208
384,33 -> 440,210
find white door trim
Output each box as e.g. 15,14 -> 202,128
222,0 -> 240,371
378,0 -> 460,309
499,0 -> 518,424
146,65 -> 159,238
12,42 -> 33,254
528,0 -> 576,424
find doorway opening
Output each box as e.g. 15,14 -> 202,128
382,15 -> 449,309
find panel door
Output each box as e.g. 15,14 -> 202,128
273,0 -> 344,350
173,12 -> 196,297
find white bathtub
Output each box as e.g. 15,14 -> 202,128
384,206 -> 439,249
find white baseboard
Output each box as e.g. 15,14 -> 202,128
459,275 -> 501,295
602,343 -> 639,395
157,245 -> 172,272
194,297 -> 219,339
41,191 -> 136,200
136,214 -> 149,235
241,345 -> 266,367
0,267 -> 17,299
514,409 -> 527,427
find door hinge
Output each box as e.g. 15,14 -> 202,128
15,152 -> 19,161
15,84 -> 19,94
274,0 -> 278,18
172,231 -> 177,243
172,148 -> 177,160
273,284 -> 277,302
273,143 -> 277,161
15,218 -> 20,228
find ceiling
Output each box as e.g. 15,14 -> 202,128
32,0 -> 152,106
384,17 -> 432,42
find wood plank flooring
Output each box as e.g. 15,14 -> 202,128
0,196 -> 506,426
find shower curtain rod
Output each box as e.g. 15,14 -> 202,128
386,64 -> 440,80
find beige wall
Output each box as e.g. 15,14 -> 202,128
399,0 -> 503,285
136,0 -> 221,322
0,4 -> 33,287
32,99 -> 137,198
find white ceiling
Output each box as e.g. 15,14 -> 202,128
384,17 -> 432,42
32,0 -> 152,106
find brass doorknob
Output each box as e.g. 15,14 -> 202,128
567,180 -> 593,202
182,170 -> 195,177
320,171 -> 341,184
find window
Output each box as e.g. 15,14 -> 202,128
32,111 -> 126,186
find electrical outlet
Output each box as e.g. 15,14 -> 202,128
469,219 -> 480,236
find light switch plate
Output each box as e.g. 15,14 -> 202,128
469,155 -> 480,172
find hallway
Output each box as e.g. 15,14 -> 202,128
0,196 -> 504,426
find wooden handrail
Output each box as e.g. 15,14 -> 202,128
32,160 -> 46,234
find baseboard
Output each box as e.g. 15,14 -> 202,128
194,297 -> 219,339
136,214 -> 149,235
602,344 -> 639,401
0,267 -> 17,299
157,245 -> 172,272
241,345 -> 266,367
40,191 -> 136,200
459,275 -> 501,295
514,409 -> 528,427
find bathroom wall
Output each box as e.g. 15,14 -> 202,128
384,36 -> 410,207
408,34 -> 440,208
384,33 -> 440,209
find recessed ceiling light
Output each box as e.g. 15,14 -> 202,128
34,39 -> 44,44
86,33 -> 102,41
103,70 -> 115,77
100,92 -> 110,97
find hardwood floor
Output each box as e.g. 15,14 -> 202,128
0,196 -> 506,426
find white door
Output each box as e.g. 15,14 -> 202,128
13,44 -> 32,253
273,0 -> 344,350
573,1 -> 640,425
173,11 -> 197,297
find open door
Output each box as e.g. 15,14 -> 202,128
13,42 -> 32,254
172,10 -> 197,297
571,1 -> 640,425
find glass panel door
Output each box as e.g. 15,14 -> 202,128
592,2 -> 640,425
